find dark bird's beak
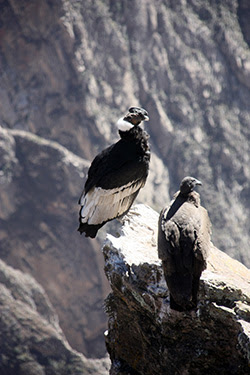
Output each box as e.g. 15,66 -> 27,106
195,179 -> 202,186
128,107 -> 149,122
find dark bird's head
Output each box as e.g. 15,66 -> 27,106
179,176 -> 202,195
117,106 -> 149,132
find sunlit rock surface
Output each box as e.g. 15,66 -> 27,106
103,205 -> 250,375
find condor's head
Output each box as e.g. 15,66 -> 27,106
117,106 -> 149,132
179,176 -> 202,196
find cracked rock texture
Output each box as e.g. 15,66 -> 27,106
103,204 -> 250,375
0,0 -> 250,360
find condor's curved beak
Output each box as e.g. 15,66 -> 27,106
195,179 -> 202,186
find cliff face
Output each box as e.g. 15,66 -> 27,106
0,0 -> 250,360
0,259 -> 110,375
103,205 -> 250,375
1,0 -> 250,264
0,126 -> 110,358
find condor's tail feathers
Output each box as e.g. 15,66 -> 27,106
77,222 -> 103,238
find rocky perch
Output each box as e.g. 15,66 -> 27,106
103,204 -> 250,375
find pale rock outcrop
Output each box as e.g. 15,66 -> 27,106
103,205 -> 250,375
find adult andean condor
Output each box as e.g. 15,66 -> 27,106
158,176 -> 211,311
78,106 -> 150,238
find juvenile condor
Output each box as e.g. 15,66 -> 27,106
158,176 -> 211,311
78,106 -> 150,238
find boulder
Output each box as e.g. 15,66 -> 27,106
103,204 -> 250,375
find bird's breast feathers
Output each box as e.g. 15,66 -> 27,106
161,204 -> 203,242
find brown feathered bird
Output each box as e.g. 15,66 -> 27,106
158,176 -> 211,311
78,107 -> 150,238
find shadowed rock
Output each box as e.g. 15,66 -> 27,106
0,126 -> 110,357
0,259 -> 110,375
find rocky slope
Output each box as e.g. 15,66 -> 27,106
103,204 -> 250,375
0,258 -> 110,375
0,0 -> 250,360
0,125 -> 110,358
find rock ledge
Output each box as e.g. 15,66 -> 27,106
103,204 -> 250,375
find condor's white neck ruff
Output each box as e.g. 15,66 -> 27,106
116,117 -> 134,132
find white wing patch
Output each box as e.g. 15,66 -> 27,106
79,180 -> 144,225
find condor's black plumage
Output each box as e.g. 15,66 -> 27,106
158,177 -> 211,311
78,107 -> 150,238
